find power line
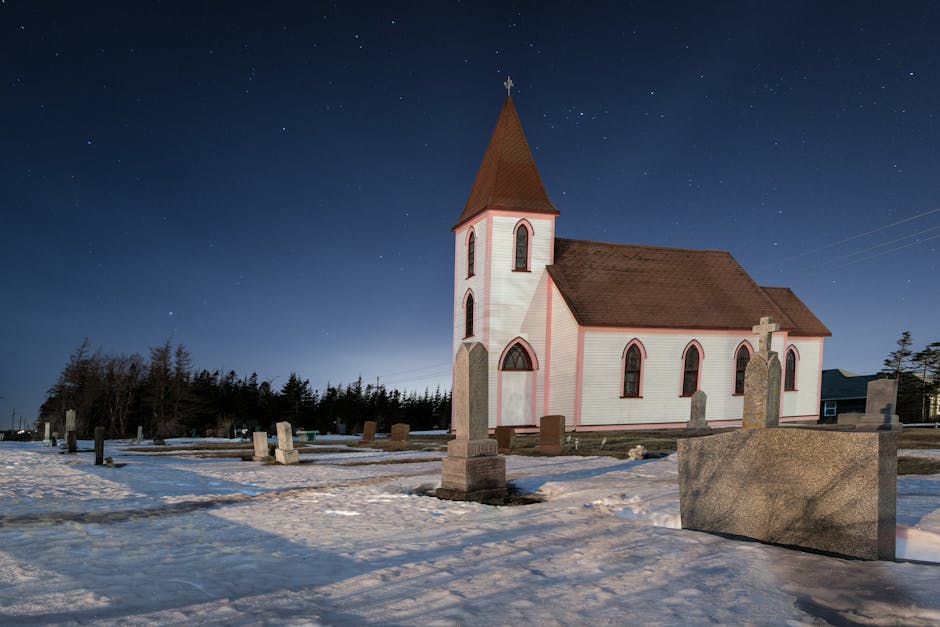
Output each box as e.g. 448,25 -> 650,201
795,223 -> 940,274
776,205 -> 940,263
815,232 -> 940,273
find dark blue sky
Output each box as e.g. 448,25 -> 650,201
3,1 -> 939,423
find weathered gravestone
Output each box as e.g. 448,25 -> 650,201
677,316 -> 897,560
538,415 -> 566,455
135,425 -> 144,444
686,390 -> 711,433
742,317 -> 781,429
837,379 -> 901,430
274,421 -> 299,465
437,342 -> 506,502
252,431 -> 272,461
43,422 -> 51,445
65,409 -> 77,453
94,427 -> 105,466
494,426 -> 514,453
360,421 -> 377,445
389,423 -> 410,449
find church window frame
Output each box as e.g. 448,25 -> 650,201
620,339 -> 646,398
680,340 -> 704,397
463,290 -> 475,339
732,340 -> 753,396
499,338 -> 538,371
512,219 -> 533,272
784,346 -> 799,391
466,229 -> 476,278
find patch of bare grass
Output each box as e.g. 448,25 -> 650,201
898,456 -> 940,475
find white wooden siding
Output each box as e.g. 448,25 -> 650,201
578,330 -> 824,425
548,282 -> 578,426
485,215 -> 554,427
782,338 -> 823,417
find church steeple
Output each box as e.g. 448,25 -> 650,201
453,89 -> 559,230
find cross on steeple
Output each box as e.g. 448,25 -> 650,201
752,316 -> 780,356
504,76 -> 514,96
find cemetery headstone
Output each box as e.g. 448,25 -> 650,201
65,409 -> 77,453
678,428 -> 897,560
742,316 -> 781,429
389,423 -> 410,448
857,379 -> 901,430
274,421 -> 299,465
437,342 -> 506,502
94,427 -> 105,465
494,426 -> 514,453
252,431 -> 272,462
360,420 -> 377,445
538,415 -> 566,455
686,390 -> 710,433
43,422 -> 51,445
136,425 -> 144,444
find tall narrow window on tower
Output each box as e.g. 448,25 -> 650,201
514,223 -> 528,271
467,231 -> 475,277
464,292 -> 474,338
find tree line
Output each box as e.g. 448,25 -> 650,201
39,339 -> 451,439
883,331 -> 940,422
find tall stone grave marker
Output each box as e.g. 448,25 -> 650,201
274,421 -> 299,465
742,316 -> 781,429
94,427 -> 105,465
65,409 -> 77,453
437,342 -> 506,502
360,421 -> 377,445
687,390 -> 710,433
43,422 -> 51,445
135,425 -> 143,444
539,415 -> 565,455
252,431 -> 272,461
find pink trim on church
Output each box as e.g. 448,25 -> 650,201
574,328 -> 585,427
483,217 -> 494,347
543,277 -> 553,414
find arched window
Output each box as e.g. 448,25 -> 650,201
514,223 -> 529,271
682,344 -> 701,396
622,343 -> 642,398
502,343 -> 533,370
734,344 -> 751,395
467,231 -> 475,278
785,347 -> 797,391
464,293 -> 474,338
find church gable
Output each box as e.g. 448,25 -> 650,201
547,238 -> 830,337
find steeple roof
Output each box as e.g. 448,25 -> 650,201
453,96 -> 559,230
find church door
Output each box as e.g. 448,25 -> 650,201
499,341 -> 535,426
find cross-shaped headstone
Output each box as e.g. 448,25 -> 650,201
504,76 -> 514,96
752,316 -> 780,356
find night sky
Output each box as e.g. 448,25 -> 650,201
3,1 -> 939,424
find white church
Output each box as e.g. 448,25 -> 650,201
451,89 -> 830,431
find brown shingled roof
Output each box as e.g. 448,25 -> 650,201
761,286 -> 830,337
547,238 -> 831,337
453,96 -> 558,230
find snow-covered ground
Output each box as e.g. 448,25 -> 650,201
1,439 -> 939,625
